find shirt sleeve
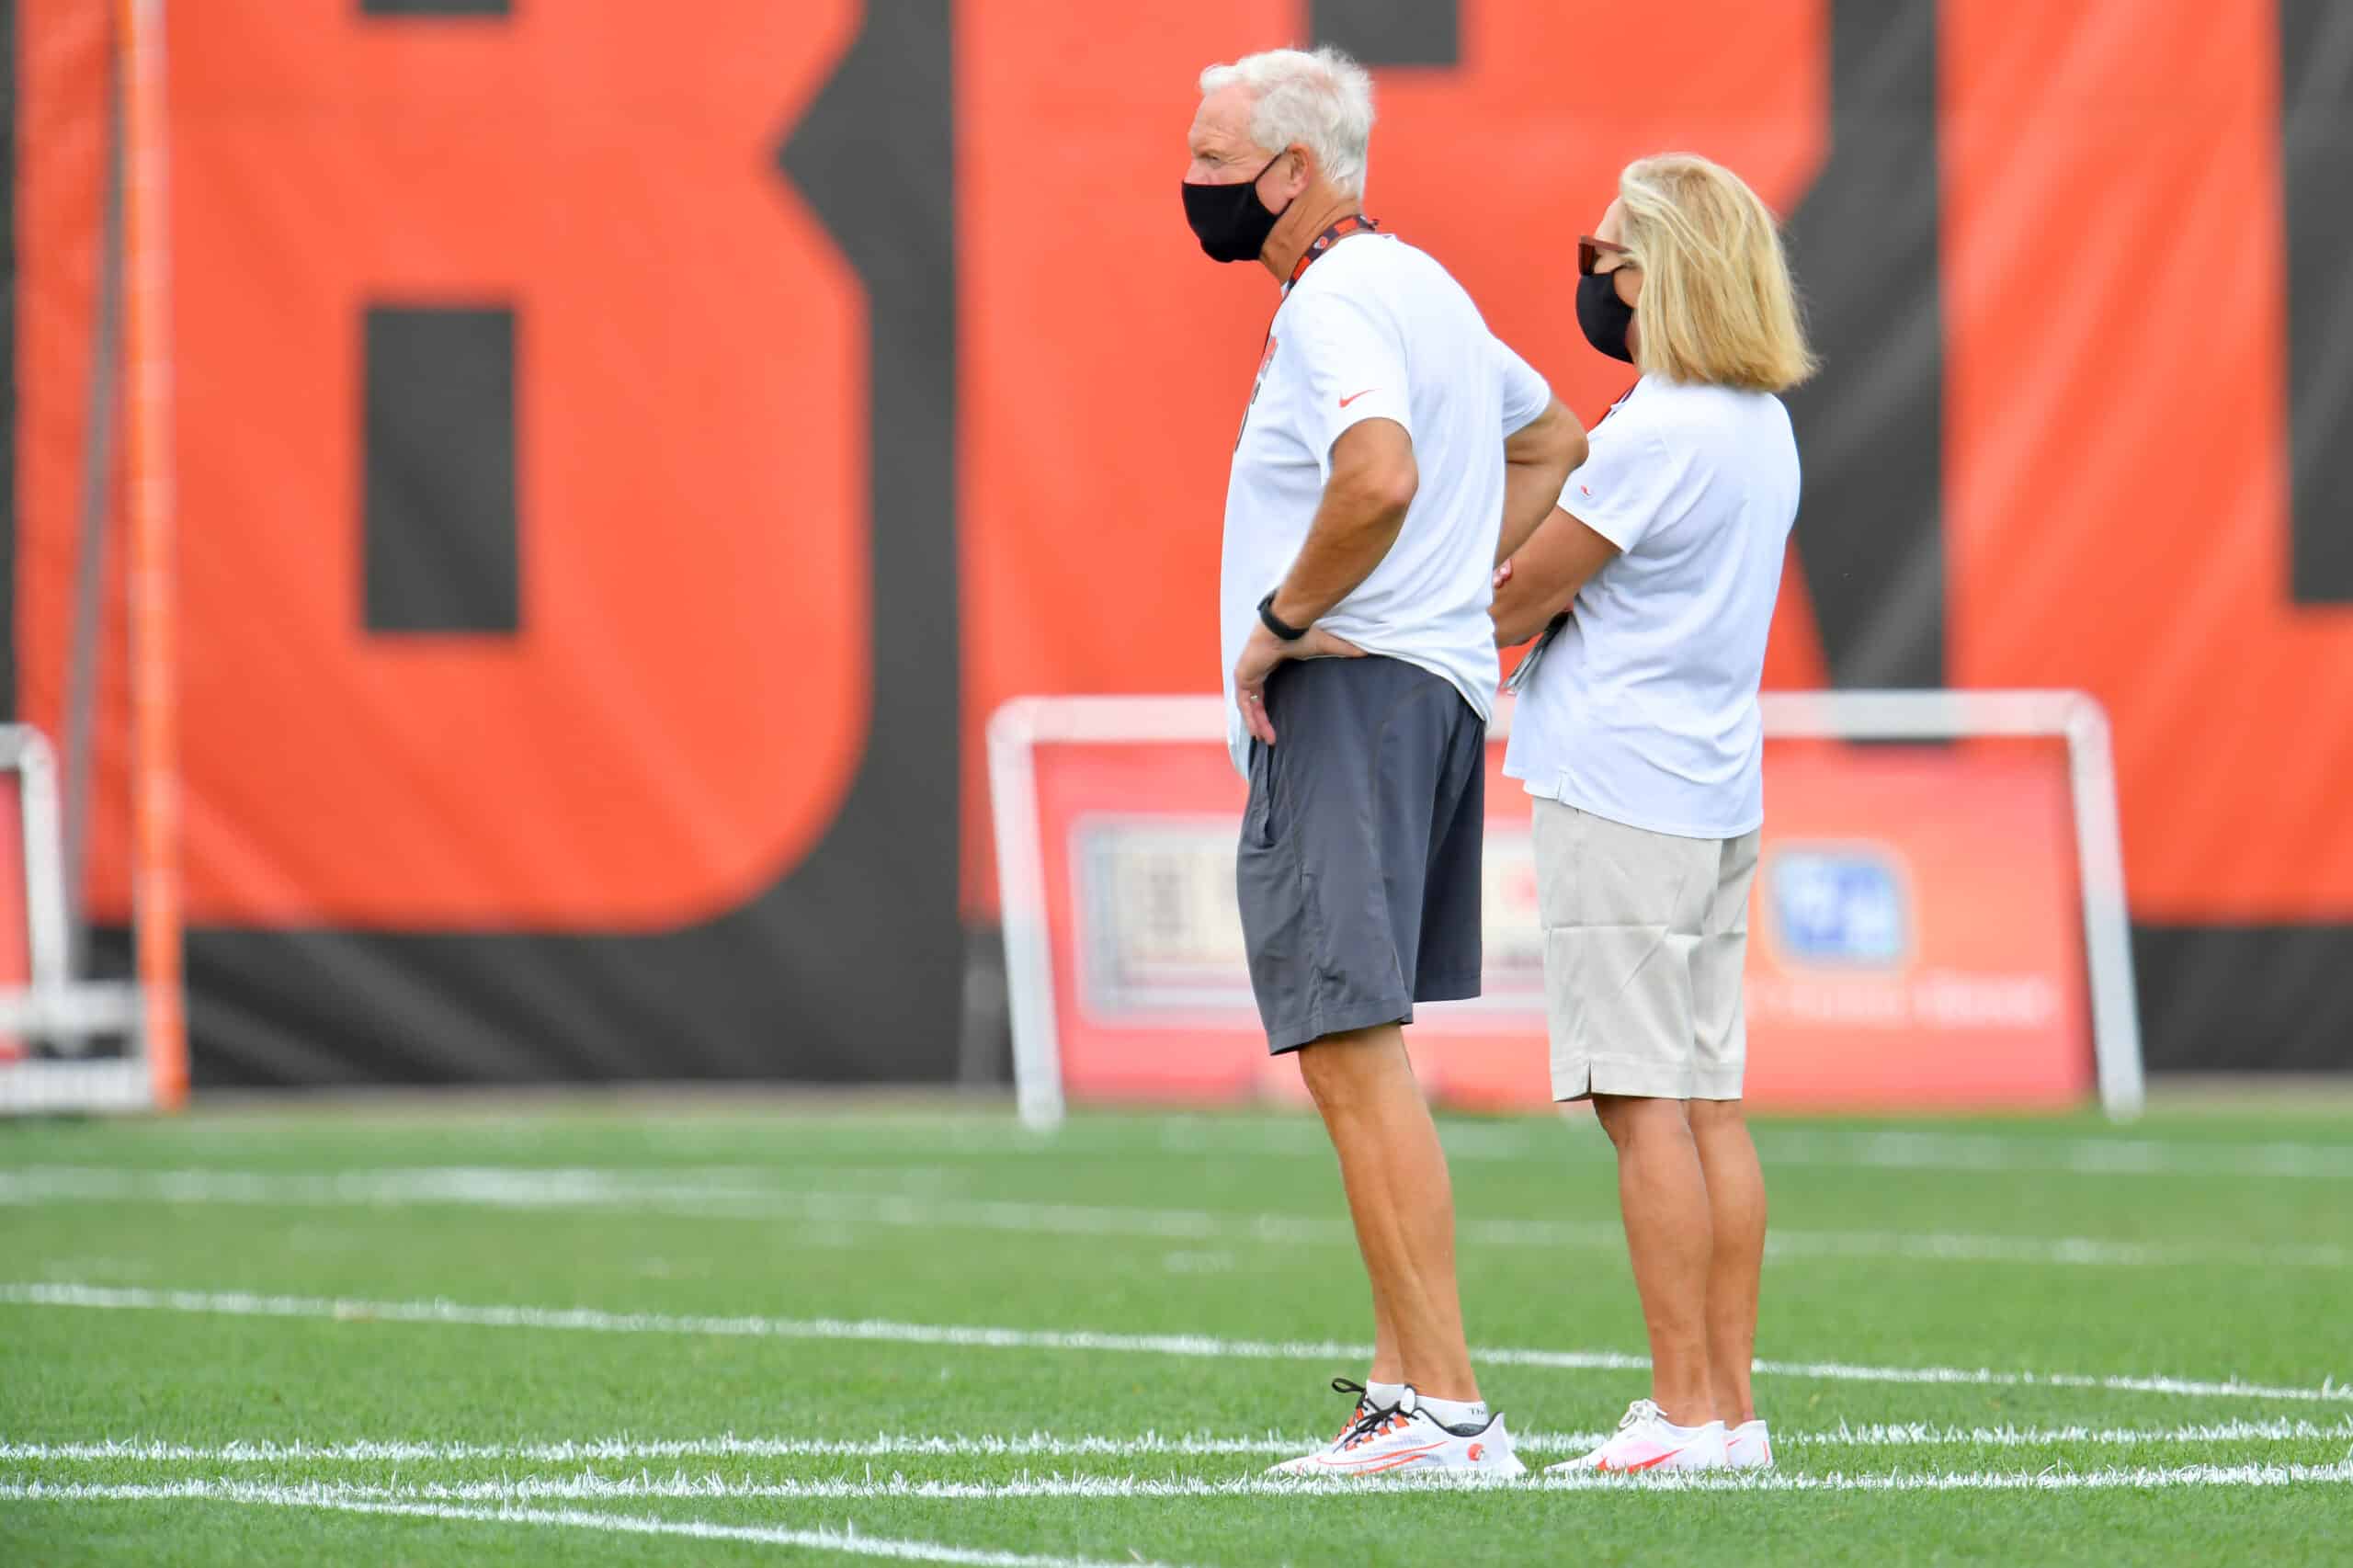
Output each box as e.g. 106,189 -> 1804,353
1494,335 -> 1552,437
1560,405 -> 1688,553
1282,285 -> 1413,480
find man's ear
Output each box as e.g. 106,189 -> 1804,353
1284,146 -> 1313,199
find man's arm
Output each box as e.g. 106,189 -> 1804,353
1233,418 -> 1410,744
1496,398 -> 1587,564
1491,506 -> 1620,646
1265,417 -> 1418,628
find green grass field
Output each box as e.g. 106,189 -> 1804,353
3,1098 -> 2350,1564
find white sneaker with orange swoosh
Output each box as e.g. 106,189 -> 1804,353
1275,1388 -> 1527,1479
1725,1419 -> 1774,1470
1552,1399 -> 1730,1474
1264,1377 -> 1382,1475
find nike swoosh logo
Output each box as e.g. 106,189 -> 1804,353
1322,1440 -> 1448,1471
1339,389 -> 1378,407
1614,1442 -> 1695,1473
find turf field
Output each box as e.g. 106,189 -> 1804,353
2,1099 -> 2349,1565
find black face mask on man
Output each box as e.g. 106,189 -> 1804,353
1182,154 -> 1290,264
1576,272 -> 1637,364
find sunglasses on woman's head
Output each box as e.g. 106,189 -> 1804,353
1577,235 -> 1632,276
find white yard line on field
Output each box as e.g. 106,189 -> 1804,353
0,1166 -> 782,1210
0,1481 -> 1180,1566
1759,1129 -> 2353,1182
678,1110 -> 2353,1180
8,1417 -> 2353,1466
1796,1417 -> 2353,1449
3,1166 -> 2337,1269
7,1464 -> 2353,1503
1148,1118 -> 2353,1180
6,1281 -> 2347,1405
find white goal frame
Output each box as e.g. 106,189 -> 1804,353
3,0 -> 185,1116
0,725 -> 153,1114
989,688 -> 2144,1131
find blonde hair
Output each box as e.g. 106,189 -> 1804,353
1614,153 -> 1815,392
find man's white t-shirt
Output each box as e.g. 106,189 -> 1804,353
1503,375 -> 1801,839
1221,233 -> 1552,773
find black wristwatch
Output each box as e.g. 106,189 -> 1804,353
1257,591 -> 1308,642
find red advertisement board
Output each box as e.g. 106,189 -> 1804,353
1003,698 -> 2098,1115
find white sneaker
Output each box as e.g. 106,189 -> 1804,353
1550,1399 -> 1729,1474
1725,1419 -> 1773,1470
1267,1378 -> 1383,1475
1281,1389 -> 1527,1479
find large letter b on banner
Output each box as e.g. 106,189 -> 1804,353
168,6 -> 868,928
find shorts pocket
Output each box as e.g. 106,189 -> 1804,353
1237,819 -> 1309,1023
1244,737 -> 1281,849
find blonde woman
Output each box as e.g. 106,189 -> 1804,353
1491,153 -> 1813,1474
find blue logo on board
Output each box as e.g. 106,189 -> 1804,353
1768,848 -> 1909,966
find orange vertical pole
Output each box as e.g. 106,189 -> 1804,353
118,0 -> 185,1108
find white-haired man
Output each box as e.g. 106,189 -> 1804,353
1183,45 -> 1586,1477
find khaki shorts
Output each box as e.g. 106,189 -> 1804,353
1532,798 -> 1760,1102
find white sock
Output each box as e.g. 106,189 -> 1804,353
1418,1392 -> 1490,1431
1364,1380 -> 1409,1413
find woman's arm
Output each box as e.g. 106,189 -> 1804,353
1496,400 -> 1588,564
1491,506 -> 1621,646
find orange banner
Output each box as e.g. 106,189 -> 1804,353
11,0 -> 2347,1083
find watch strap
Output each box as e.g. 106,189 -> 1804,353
1257,591 -> 1308,642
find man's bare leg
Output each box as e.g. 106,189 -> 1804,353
1592,1093 -> 1714,1426
1688,1097 -> 1765,1424
1362,1046 -> 1403,1391
1296,1022 -> 1478,1402
1366,1306 -> 1404,1387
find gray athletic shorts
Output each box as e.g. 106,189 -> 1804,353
1236,655 -> 1485,1053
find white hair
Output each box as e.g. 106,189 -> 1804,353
1198,46 -> 1374,199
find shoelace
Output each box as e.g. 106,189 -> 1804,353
1338,1401 -> 1415,1451
1582,1399 -> 1673,1472
1327,1378 -> 1373,1441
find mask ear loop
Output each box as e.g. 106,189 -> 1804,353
1253,150 -> 1299,222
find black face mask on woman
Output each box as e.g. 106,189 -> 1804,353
1182,154 -> 1290,263
1576,272 -> 1637,364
